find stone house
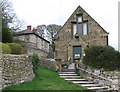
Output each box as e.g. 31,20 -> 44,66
13,26 -> 50,57
54,6 -> 109,64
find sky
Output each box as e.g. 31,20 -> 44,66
12,0 -> 119,50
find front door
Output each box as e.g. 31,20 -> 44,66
73,46 -> 81,63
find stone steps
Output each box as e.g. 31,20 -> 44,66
61,69 -> 75,72
65,79 -> 86,81
72,81 -> 94,84
81,84 -> 101,87
60,76 -> 81,78
59,72 -> 75,74
59,74 -> 77,76
59,68 -> 108,91
87,87 -> 106,90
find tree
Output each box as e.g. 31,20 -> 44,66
2,27 -> 13,43
0,2 -> 2,42
46,24 -> 61,51
37,25 -> 46,38
36,24 -> 61,52
0,0 -> 25,31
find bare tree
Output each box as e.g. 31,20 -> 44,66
46,24 -> 61,51
36,25 -> 46,38
0,2 -> 2,42
0,0 -> 26,31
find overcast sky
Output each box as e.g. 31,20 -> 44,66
12,0 -> 119,50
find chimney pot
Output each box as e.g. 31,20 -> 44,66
27,25 -> 31,30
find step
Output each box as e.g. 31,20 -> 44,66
59,74 -> 77,76
60,76 -> 81,78
96,90 -> 110,92
61,69 -> 75,72
81,84 -> 101,87
72,81 -> 94,84
87,87 -> 106,90
59,72 -> 75,74
65,79 -> 86,81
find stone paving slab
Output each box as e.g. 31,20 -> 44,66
59,74 -> 77,76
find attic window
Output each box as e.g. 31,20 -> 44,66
78,16 -> 82,22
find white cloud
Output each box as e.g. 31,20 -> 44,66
12,0 -> 119,50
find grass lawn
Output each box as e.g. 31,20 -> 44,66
2,67 -> 93,91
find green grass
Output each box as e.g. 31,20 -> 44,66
2,67 -> 94,91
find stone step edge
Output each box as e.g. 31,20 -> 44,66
72,81 -> 94,84
60,76 -> 81,77
59,72 -> 75,73
81,84 -> 101,87
59,74 -> 77,76
65,79 -> 86,81
87,87 -> 106,90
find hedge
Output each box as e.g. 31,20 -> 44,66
83,45 -> 120,71
0,42 -> 11,54
2,27 -> 13,43
6,43 -> 23,54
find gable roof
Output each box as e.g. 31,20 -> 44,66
55,5 -> 109,38
13,30 -> 50,43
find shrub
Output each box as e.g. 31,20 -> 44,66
32,53 -> 39,76
6,43 -> 23,54
83,45 -> 120,71
2,27 -> 13,43
0,42 -> 11,54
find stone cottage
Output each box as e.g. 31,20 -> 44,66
13,26 -> 50,57
54,6 -> 109,63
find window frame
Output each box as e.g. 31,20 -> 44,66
72,15 -> 88,36
83,22 -> 88,35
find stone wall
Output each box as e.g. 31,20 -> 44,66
14,40 -> 48,58
78,61 -> 119,90
38,58 -> 60,71
0,54 -> 34,88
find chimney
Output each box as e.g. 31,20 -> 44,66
27,25 -> 31,31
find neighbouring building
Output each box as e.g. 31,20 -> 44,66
13,25 -> 50,58
54,6 -> 109,64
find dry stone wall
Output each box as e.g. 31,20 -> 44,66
14,40 -> 48,58
38,58 -> 59,71
78,61 -> 119,90
0,54 -> 34,88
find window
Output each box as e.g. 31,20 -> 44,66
83,23 -> 88,35
72,15 -> 88,36
76,37 -> 79,42
25,35 -> 29,42
78,16 -> 82,22
73,24 -> 77,35
78,23 -> 82,35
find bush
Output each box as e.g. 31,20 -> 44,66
2,27 -> 13,43
32,53 -> 39,76
83,45 -> 120,71
6,43 -> 23,54
0,42 -> 11,54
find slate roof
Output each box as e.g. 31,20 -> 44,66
13,29 -> 50,43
